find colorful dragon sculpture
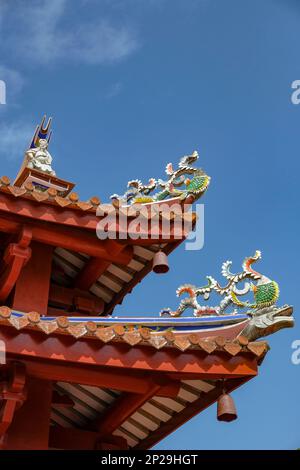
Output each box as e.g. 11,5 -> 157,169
110,150 -> 210,205
160,250 -> 280,317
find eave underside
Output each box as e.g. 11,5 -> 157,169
50,376 -> 250,450
0,326 -> 265,450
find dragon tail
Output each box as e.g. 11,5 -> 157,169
176,285 -> 197,298
230,291 -> 249,307
242,250 -> 262,279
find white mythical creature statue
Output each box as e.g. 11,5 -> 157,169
25,139 -> 56,176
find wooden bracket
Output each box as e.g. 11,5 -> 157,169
49,426 -> 128,450
0,362 -> 27,438
48,284 -> 105,315
0,226 -> 32,302
95,435 -> 128,450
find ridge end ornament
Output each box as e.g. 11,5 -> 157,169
25,138 -> 55,176
13,116 -> 75,196
25,115 -> 55,176
160,250 -> 294,340
110,150 -> 211,205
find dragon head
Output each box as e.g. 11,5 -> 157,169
178,150 -> 199,169
239,305 -> 294,341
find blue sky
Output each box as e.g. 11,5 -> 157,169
0,0 -> 299,449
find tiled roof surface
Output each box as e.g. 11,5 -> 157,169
0,176 -> 197,219
0,306 -> 269,357
0,176 -> 101,212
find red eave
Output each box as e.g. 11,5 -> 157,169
0,185 -> 196,315
0,315 -> 267,450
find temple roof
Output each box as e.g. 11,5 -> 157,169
0,173 -> 197,315
50,374 -> 261,449
0,115 -> 207,315
0,117 -> 293,450
0,306 -> 269,356
0,305 -> 268,449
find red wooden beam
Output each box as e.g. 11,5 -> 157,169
92,382 -> 162,437
0,244 -> 31,302
1,327 -> 259,378
49,426 -> 128,450
0,401 -> 17,438
0,226 -> 32,302
0,362 -> 27,438
0,215 -> 133,265
48,284 -> 105,314
105,240 -> 187,315
49,427 -> 100,450
74,241 -> 132,290
5,377 -> 53,450
92,376 -> 181,439
31,224 -> 132,264
12,242 -> 53,313
74,258 -> 111,290
5,355 -> 180,396
156,380 -> 180,398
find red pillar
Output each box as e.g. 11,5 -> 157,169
12,241 -> 53,314
4,377 -> 53,450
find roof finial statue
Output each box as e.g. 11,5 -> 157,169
24,115 -> 55,175
25,138 -> 55,176
14,116 -> 75,196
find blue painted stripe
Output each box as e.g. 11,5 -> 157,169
10,310 -> 248,328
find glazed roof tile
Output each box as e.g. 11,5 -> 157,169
0,176 -> 100,213
0,306 -> 269,358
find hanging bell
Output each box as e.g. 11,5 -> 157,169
217,392 -> 237,422
153,250 -> 169,274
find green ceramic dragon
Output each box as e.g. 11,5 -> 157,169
111,150 -> 210,205
160,250 -> 280,317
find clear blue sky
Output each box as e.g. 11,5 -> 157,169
0,0 -> 299,450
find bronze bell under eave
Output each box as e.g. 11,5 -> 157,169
217,392 -> 238,422
153,250 -> 169,274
